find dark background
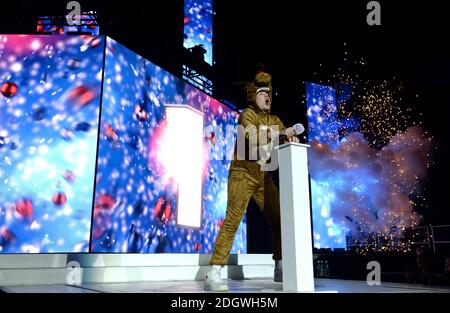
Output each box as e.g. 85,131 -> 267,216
1,0 -> 449,254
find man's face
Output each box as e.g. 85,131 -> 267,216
255,91 -> 271,112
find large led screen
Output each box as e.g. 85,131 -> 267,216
183,0 -> 213,65
0,35 -> 245,254
90,38 -> 245,253
0,35 -> 103,253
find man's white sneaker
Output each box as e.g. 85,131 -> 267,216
204,265 -> 229,291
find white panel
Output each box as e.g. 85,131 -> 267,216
0,268 -> 68,286
68,253 -> 276,267
277,142 -> 315,292
68,253 -> 204,267
165,105 -> 204,228
0,254 -> 67,269
237,254 -> 274,265
0,254 -> 275,286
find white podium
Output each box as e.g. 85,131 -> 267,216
276,142 -> 314,292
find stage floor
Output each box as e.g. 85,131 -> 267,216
2,278 -> 450,293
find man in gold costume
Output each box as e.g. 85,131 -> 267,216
204,71 -> 299,291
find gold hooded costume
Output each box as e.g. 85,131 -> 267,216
209,72 -> 285,265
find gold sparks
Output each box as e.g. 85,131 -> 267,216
311,47 -> 435,253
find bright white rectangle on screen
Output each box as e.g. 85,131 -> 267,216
165,105 -> 204,228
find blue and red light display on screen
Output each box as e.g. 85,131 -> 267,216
0,35 -> 103,253
91,38 -> 245,253
37,14 -> 100,36
0,35 -> 246,254
183,0 -> 213,65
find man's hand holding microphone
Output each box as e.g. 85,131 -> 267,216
268,123 -> 305,144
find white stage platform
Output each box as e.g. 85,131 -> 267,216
1,254 -> 449,293
2,278 -> 450,293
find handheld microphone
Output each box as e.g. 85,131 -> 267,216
292,123 -> 305,135
278,123 -> 306,143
